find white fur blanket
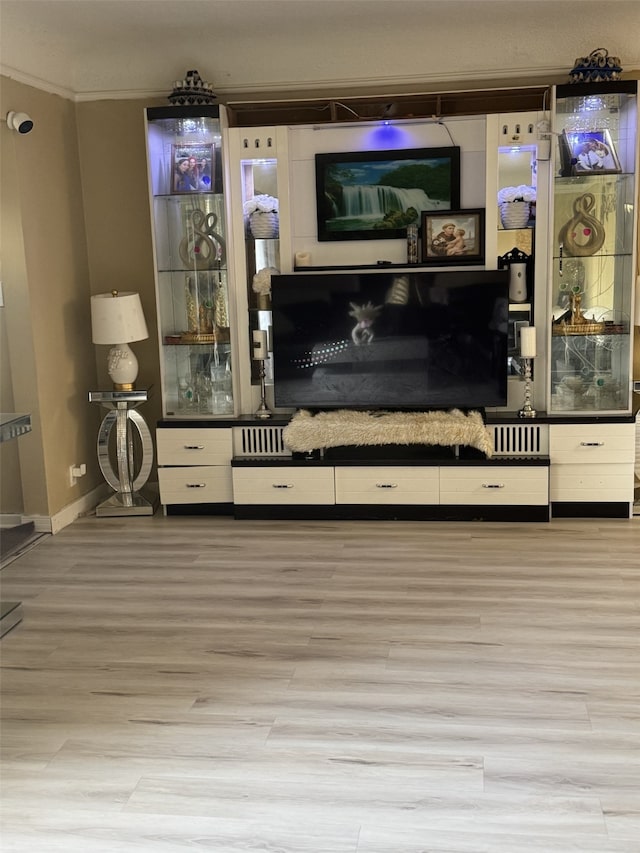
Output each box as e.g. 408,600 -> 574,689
283,409 -> 493,457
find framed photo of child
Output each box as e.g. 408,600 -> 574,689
172,143 -> 215,193
421,208 -> 485,265
563,129 -> 621,175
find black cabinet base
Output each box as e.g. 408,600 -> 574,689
551,501 -> 631,519
165,503 -> 234,516
234,504 -> 550,522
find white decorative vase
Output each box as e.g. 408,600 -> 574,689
508,263 -> 528,302
500,201 -> 530,229
249,211 -> 279,238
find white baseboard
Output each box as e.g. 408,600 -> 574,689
1,481 -> 164,535
49,485 -> 111,534
0,514 -> 25,528
0,485 -> 110,536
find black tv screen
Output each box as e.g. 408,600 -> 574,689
271,269 -> 509,411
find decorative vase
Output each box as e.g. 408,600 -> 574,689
500,201 -> 530,230
508,263 -> 528,303
249,211 -> 279,238
255,293 -> 271,310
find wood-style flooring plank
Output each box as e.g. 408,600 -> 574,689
1,514 -> 639,851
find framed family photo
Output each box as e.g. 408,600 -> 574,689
421,208 -> 485,264
172,143 -> 215,193
315,146 -> 460,242
561,129 -> 621,175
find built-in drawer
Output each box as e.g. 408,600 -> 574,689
550,463 -> 634,503
549,424 -> 635,465
157,428 -> 232,466
232,467 -> 335,505
158,465 -> 233,504
440,466 -> 549,505
335,466 -> 439,505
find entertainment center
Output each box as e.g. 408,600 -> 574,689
146,79 -> 638,523
156,412 -> 635,521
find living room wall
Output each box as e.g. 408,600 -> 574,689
287,116 -> 486,269
76,96 -> 163,416
0,76 -> 96,525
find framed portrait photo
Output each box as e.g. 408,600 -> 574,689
421,208 -> 486,265
172,143 -> 215,193
315,146 -> 460,242
563,129 -> 621,175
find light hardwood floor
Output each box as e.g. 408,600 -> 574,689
1,514 -> 639,852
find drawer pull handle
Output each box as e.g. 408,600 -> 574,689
186,483 -> 206,489
183,444 -> 205,450
376,483 -> 398,489
580,441 -> 604,447
482,483 -> 505,489
272,483 -> 293,489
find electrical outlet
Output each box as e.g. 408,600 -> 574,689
69,463 -> 87,486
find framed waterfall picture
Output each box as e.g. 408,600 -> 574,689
315,146 -> 460,241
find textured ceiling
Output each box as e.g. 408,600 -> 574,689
0,0 -> 639,101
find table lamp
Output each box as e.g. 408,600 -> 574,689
91,291 -> 148,390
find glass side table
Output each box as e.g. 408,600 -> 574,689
0,413 -> 31,636
88,389 -> 157,517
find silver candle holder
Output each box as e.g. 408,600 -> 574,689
518,325 -> 537,419
254,358 -> 271,419
252,329 -> 271,419
518,357 -> 536,418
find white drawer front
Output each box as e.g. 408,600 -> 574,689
549,424 -> 634,464
157,428 -> 232,466
158,466 -> 233,504
440,467 -> 548,505
335,467 -> 439,505
233,467 -> 335,505
551,463 -> 634,502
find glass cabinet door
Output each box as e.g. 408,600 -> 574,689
240,136 -> 280,388
227,127 -> 292,414
145,106 -> 234,418
549,82 -> 637,414
486,112 -> 550,410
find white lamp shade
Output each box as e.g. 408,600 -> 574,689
91,291 -> 148,345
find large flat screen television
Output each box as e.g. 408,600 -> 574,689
271,268 -> 509,411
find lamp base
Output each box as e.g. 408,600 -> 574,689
107,342 -> 139,389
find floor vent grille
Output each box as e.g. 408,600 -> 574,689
234,426 -> 289,457
491,424 -> 548,456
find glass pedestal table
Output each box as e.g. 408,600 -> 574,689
89,389 -> 157,517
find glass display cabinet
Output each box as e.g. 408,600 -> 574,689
549,82 -> 638,414
145,106 -> 235,418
